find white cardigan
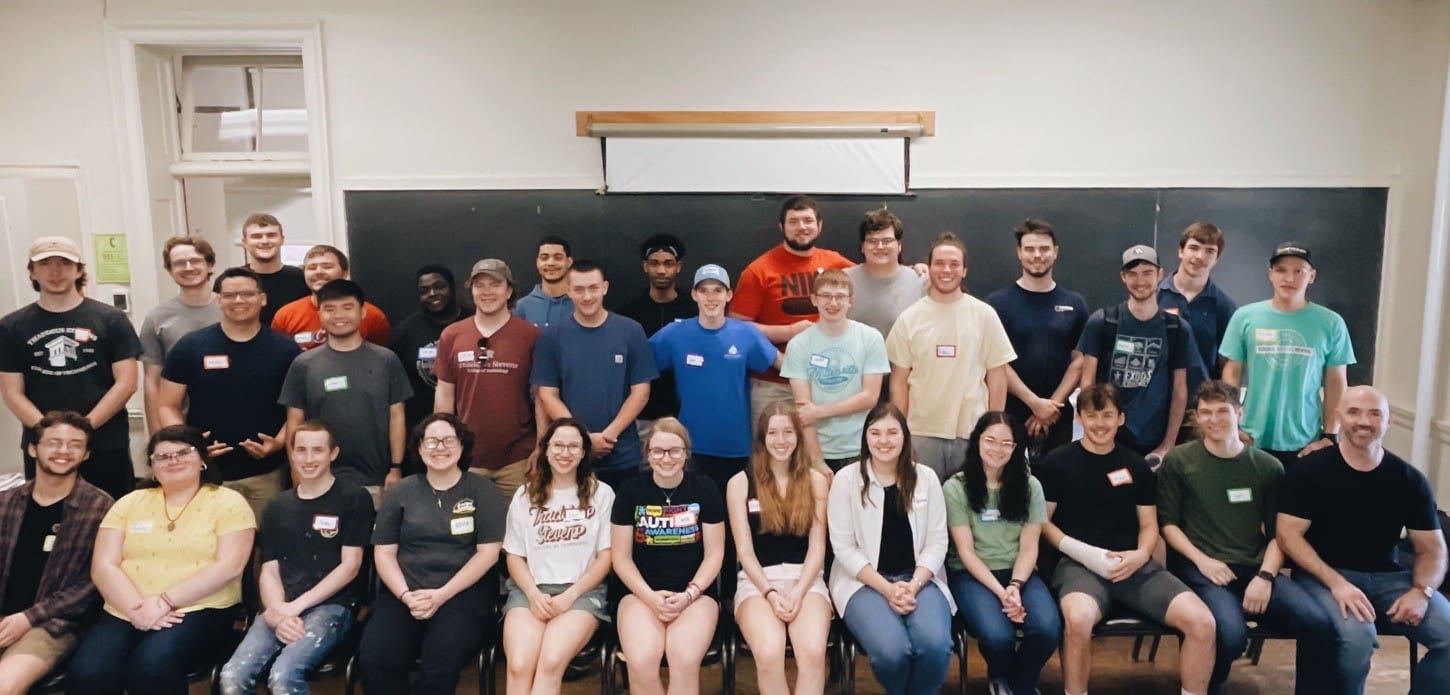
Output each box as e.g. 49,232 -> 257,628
826,461 -> 956,617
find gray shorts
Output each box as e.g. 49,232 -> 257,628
503,579 -> 610,623
1051,556 -> 1190,623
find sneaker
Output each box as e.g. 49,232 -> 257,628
988,680 -> 1014,695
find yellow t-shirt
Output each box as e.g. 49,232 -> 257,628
885,294 -> 1017,439
100,485 -> 256,617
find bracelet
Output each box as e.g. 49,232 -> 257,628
1008,578 -> 1026,589
687,581 -> 704,597
764,588 -> 779,599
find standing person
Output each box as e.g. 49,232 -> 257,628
501,418 -> 614,695
886,232 -> 1016,480
392,264 -> 465,431
731,195 -> 855,425
617,234 -> 697,439
1037,384 -> 1217,695
66,425 -> 256,695
1221,241 -> 1354,467
140,237 -> 221,434
279,280 -> 412,505
1158,222 -> 1236,382
271,245 -> 391,351
828,403 -> 954,695
943,412 -> 1059,695
358,413 -> 506,695
726,403 -> 832,695
648,264 -> 777,493
1277,385 -> 1450,695
1158,380 -> 1334,695
435,259 -> 540,502
844,208 -> 925,348
1077,245 -> 1192,464
0,412 -> 112,694
218,421 -> 373,695
158,267 -> 300,521
985,219 -> 1087,460
514,236 -> 574,329
0,236 -> 141,500
532,261 -> 657,490
782,270 -> 889,469
230,213 -> 308,326
609,418 -> 725,695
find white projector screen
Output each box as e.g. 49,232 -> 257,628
604,137 -> 907,194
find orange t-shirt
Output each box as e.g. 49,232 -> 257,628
270,296 -> 392,350
731,245 -> 854,382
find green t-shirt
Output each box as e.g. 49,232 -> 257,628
780,320 -> 891,459
943,473 -> 1047,571
1219,301 -> 1355,451
1156,440 -> 1284,567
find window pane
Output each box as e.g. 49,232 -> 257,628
258,68 -> 309,152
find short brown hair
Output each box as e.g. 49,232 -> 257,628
929,232 -> 969,265
1179,222 -> 1224,253
242,213 -> 283,234
812,269 -> 852,295
1013,218 -> 1058,246
1193,380 -> 1242,409
304,244 -> 349,273
858,208 -> 903,243
1078,383 -> 1122,414
33,410 -> 93,445
161,236 -> 217,270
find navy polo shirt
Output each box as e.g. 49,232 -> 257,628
1158,274 -> 1235,380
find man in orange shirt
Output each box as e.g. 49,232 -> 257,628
271,245 -> 391,350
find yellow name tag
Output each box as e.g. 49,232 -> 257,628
450,516 -> 474,536
42,534 -> 56,552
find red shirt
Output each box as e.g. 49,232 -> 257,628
271,297 -> 392,351
434,315 -> 540,470
731,245 -> 853,382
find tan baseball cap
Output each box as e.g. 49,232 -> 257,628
469,258 -> 513,285
29,236 -> 82,263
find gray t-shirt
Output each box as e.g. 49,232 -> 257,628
845,265 -> 926,340
373,473 -> 506,590
139,296 -> 221,365
278,342 -> 413,486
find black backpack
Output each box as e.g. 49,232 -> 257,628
1097,304 -> 1208,394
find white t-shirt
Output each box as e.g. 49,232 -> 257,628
885,294 -> 1017,439
503,481 -> 615,585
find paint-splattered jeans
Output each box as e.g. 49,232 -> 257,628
219,603 -> 353,695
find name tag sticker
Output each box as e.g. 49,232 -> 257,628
1053,305 -> 1075,313
130,520 -> 153,534
980,509 -> 1001,522
450,516 -> 475,535
747,498 -> 761,513
323,376 -> 349,392
1163,307 -> 1180,316
203,354 -> 230,370
809,353 -> 830,368
614,354 -> 625,364
457,350 -> 475,362
1227,488 -> 1253,504
293,332 -> 312,344
1106,468 -> 1133,487
312,514 -> 340,531
685,353 -> 705,367
42,534 -> 56,552
417,346 -> 437,360
74,327 -> 93,342
1114,338 -> 1135,353
1255,328 -> 1278,343
936,345 -> 957,358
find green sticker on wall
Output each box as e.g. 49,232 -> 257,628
93,234 -> 130,284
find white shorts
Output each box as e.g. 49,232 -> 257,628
734,563 -> 830,612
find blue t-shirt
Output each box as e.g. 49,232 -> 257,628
985,283 -> 1088,421
162,324 -> 301,481
650,318 -> 776,458
514,285 -> 574,329
1076,304 -> 1192,448
531,313 -> 658,470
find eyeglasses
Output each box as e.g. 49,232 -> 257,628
38,439 -> 86,451
548,442 -> 583,453
647,447 -> 687,460
814,292 -> 850,303
422,436 -> 461,450
864,237 -> 898,248
979,436 -> 1016,450
150,446 -> 197,463
170,258 -> 208,268
219,291 -> 261,301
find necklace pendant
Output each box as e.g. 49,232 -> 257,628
166,521 -> 176,532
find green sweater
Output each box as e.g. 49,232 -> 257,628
1157,440 -> 1283,567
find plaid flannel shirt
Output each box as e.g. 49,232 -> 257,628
0,479 -> 113,637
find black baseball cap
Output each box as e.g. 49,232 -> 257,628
1270,241 -> 1312,266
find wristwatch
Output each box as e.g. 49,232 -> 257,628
1256,570 -> 1276,582
1414,582 -> 1435,599
1318,430 -> 1339,444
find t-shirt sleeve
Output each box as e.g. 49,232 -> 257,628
107,308 -> 144,362
884,313 -> 914,369
1026,476 -> 1048,524
100,491 -> 138,530
372,486 -> 405,545
1276,463 -> 1314,521
1076,311 -> 1107,357
363,305 -> 392,347
779,333 -> 807,380
1070,294 -> 1090,346
648,330 -> 673,375
0,319 -> 17,373
385,351 -> 414,404
433,329 -> 457,384
342,487 -> 376,547
1216,294 -> 1238,342
1325,312 -> 1356,367
696,476 -> 725,524
139,314 -> 164,366
625,323 -> 659,385
1404,467 -> 1440,531
1168,317 -> 1192,370
979,308 -> 1018,369
529,329 -> 561,389
730,264 -> 766,321
473,477 -> 507,543
863,327 -> 891,375
594,485 -> 615,552
1156,452 -> 1185,527
610,484 -> 635,526
213,488 -> 258,534
160,337 -> 194,385
502,490 -> 528,556
745,324 -> 777,373
277,359 -> 307,409
1037,455 -> 1061,503
941,475 -> 970,529
1132,457 -> 1158,506
1219,309 -> 1248,362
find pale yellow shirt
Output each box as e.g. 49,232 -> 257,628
885,294 -> 1017,439
100,485 -> 256,617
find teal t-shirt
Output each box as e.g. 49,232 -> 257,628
942,473 -> 1047,571
1219,301 -> 1355,450
780,320 -> 890,459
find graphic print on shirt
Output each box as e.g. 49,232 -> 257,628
634,502 -> 702,545
1252,328 -> 1314,369
414,342 -> 439,388
806,346 -> 860,394
778,272 -> 821,316
1110,335 -> 1161,389
530,504 -> 598,546
28,328 -> 100,375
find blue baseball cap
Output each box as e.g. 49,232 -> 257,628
693,264 -> 730,289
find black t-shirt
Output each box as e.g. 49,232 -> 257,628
245,265 -> 309,327
985,283 -> 1088,421
1038,442 -> 1157,551
259,480 -> 375,606
0,299 -> 143,452
372,473 -> 506,590
877,485 -> 916,576
1279,447 -> 1440,572
1,497 -> 64,615
616,292 -> 697,421
610,471 -> 724,593
390,310 -> 464,430
162,324 -> 301,481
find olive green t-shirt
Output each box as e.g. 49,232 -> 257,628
1156,440 -> 1284,567
943,473 -> 1047,571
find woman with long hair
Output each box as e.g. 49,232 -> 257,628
945,411 -> 1060,695
68,425 -> 256,695
502,418 -> 614,695
827,403 -> 954,695
727,402 -> 831,694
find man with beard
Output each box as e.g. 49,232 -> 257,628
391,265 -> 465,430
731,195 -> 854,425
271,245 -> 391,351
986,219 -> 1087,459
1159,222 -> 1234,382
514,236 -> 574,328
226,214 -> 308,326
0,411 -> 112,694
141,237 -> 222,433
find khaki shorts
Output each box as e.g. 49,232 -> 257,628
749,379 -> 794,432
222,468 -> 285,522
470,456 -> 530,502
0,626 -> 76,671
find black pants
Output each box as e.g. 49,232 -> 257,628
67,608 -> 232,695
25,444 -> 134,501
357,583 -> 491,695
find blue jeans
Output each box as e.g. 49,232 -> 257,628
948,568 -> 1060,695
219,603 -> 353,695
1297,569 -> 1450,695
843,576 -> 953,695
1172,558 -> 1335,695
66,608 -> 233,695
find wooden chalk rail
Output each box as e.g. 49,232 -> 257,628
575,110 -> 935,138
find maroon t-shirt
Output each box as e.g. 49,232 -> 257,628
434,315 -> 540,470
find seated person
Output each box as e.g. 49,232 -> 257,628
610,418 -> 725,695
1037,383 -> 1216,695
502,418 -> 614,695
68,425 -> 256,695
219,421 -> 373,695
0,412 -> 112,694
828,403 -> 954,695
